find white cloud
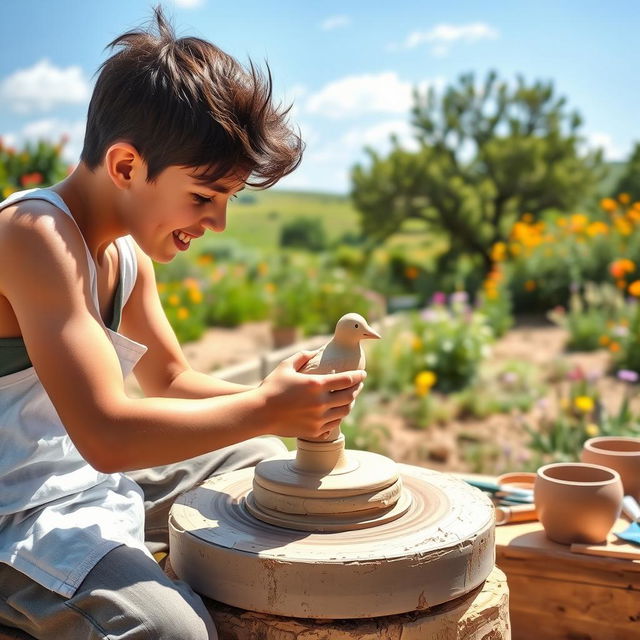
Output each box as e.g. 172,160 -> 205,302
341,119 -> 418,152
402,23 -> 499,57
171,0 -> 205,7
320,15 -> 350,31
0,59 -> 91,114
582,131 -> 627,161
4,118 -> 86,164
305,72 -> 435,119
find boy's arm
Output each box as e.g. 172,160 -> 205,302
119,243 -> 250,399
0,203 -> 364,473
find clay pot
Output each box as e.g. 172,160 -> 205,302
534,462 -> 623,545
581,436 -> 640,500
271,326 -> 302,349
496,472 -> 536,492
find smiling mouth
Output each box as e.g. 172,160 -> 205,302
173,230 -> 192,246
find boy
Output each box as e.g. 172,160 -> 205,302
0,7 -> 365,640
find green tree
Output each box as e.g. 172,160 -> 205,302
279,216 -> 327,252
351,71 -> 605,274
614,142 -> 640,202
1,136 -> 70,197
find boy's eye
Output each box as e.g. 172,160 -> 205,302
192,193 -> 212,205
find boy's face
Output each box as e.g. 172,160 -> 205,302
126,164 -> 246,263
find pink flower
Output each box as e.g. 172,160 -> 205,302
431,291 -> 447,305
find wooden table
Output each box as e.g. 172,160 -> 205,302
495,518 -> 640,640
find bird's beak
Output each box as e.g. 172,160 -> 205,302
363,327 -> 382,339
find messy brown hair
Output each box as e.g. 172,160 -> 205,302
80,5 -> 303,188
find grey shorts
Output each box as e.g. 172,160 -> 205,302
0,436 -> 287,640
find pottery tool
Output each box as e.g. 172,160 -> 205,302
169,315 -> 497,620
495,503 -> 538,525
462,477 -> 534,504
615,495 -> 640,545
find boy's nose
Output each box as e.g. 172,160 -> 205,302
201,209 -> 226,233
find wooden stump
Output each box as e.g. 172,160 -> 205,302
167,560 -> 510,640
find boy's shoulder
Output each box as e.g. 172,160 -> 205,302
0,195 -> 89,284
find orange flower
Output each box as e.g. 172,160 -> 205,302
610,259 -> 635,279
177,307 -> 189,320
524,280 -> 536,292
600,198 -> 618,213
598,335 -> 611,346
628,280 -> 640,297
404,266 -> 419,280
609,342 -> 621,353
619,193 -> 631,205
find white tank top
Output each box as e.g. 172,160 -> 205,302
0,188 -> 151,597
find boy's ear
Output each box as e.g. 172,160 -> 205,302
104,142 -> 145,189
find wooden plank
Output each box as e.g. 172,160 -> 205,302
495,519 -> 640,590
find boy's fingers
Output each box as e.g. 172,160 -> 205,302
324,370 -> 367,392
285,350 -> 319,371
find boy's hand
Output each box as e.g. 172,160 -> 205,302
257,350 -> 366,440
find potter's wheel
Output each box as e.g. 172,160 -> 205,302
169,441 -> 495,619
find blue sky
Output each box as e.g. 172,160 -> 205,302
0,0 -> 638,193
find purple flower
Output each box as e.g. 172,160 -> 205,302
536,398 -> 550,411
431,291 -> 447,305
420,308 -> 439,322
586,369 -> 604,383
617,369 -> 639,383
450,291 -> 469,305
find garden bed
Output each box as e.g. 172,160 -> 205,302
168,314 -> 640,476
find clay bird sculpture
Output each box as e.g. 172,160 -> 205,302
299,313 -> 380,442
300,312 -> 381,376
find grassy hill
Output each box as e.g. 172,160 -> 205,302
197,189 -> 360,254
194,160 -> 627,256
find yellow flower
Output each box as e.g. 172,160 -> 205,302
570,213 -> 588,232
600,198 -> 618,213
265,282 -> 276,294
490,242 -> 507,262
196,254 -> 213,266
598,335 -> 611,346
183,277 -> 199,290
614,216 -> 633,236
574,396 -> 594,413
619,193 -> 631,205
411,336 -> 423,352
2,186 -> 17,198
188,288 -> 203,304
156,282 -> 167,294
585,423 -> 600,437
167,294 -> 180,307
509,243 -> 522,256
177,307 -> 189,320
628,280 -> 640,297
257,262 -> 269,276
415,371 -> 437,396
586,221 -> 609,236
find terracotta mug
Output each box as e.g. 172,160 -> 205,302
534,462 -> 623,545
581,436 -> 640,500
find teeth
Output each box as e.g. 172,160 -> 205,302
175,231 -> 191,245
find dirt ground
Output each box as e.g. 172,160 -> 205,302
175,317 -> 638,475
